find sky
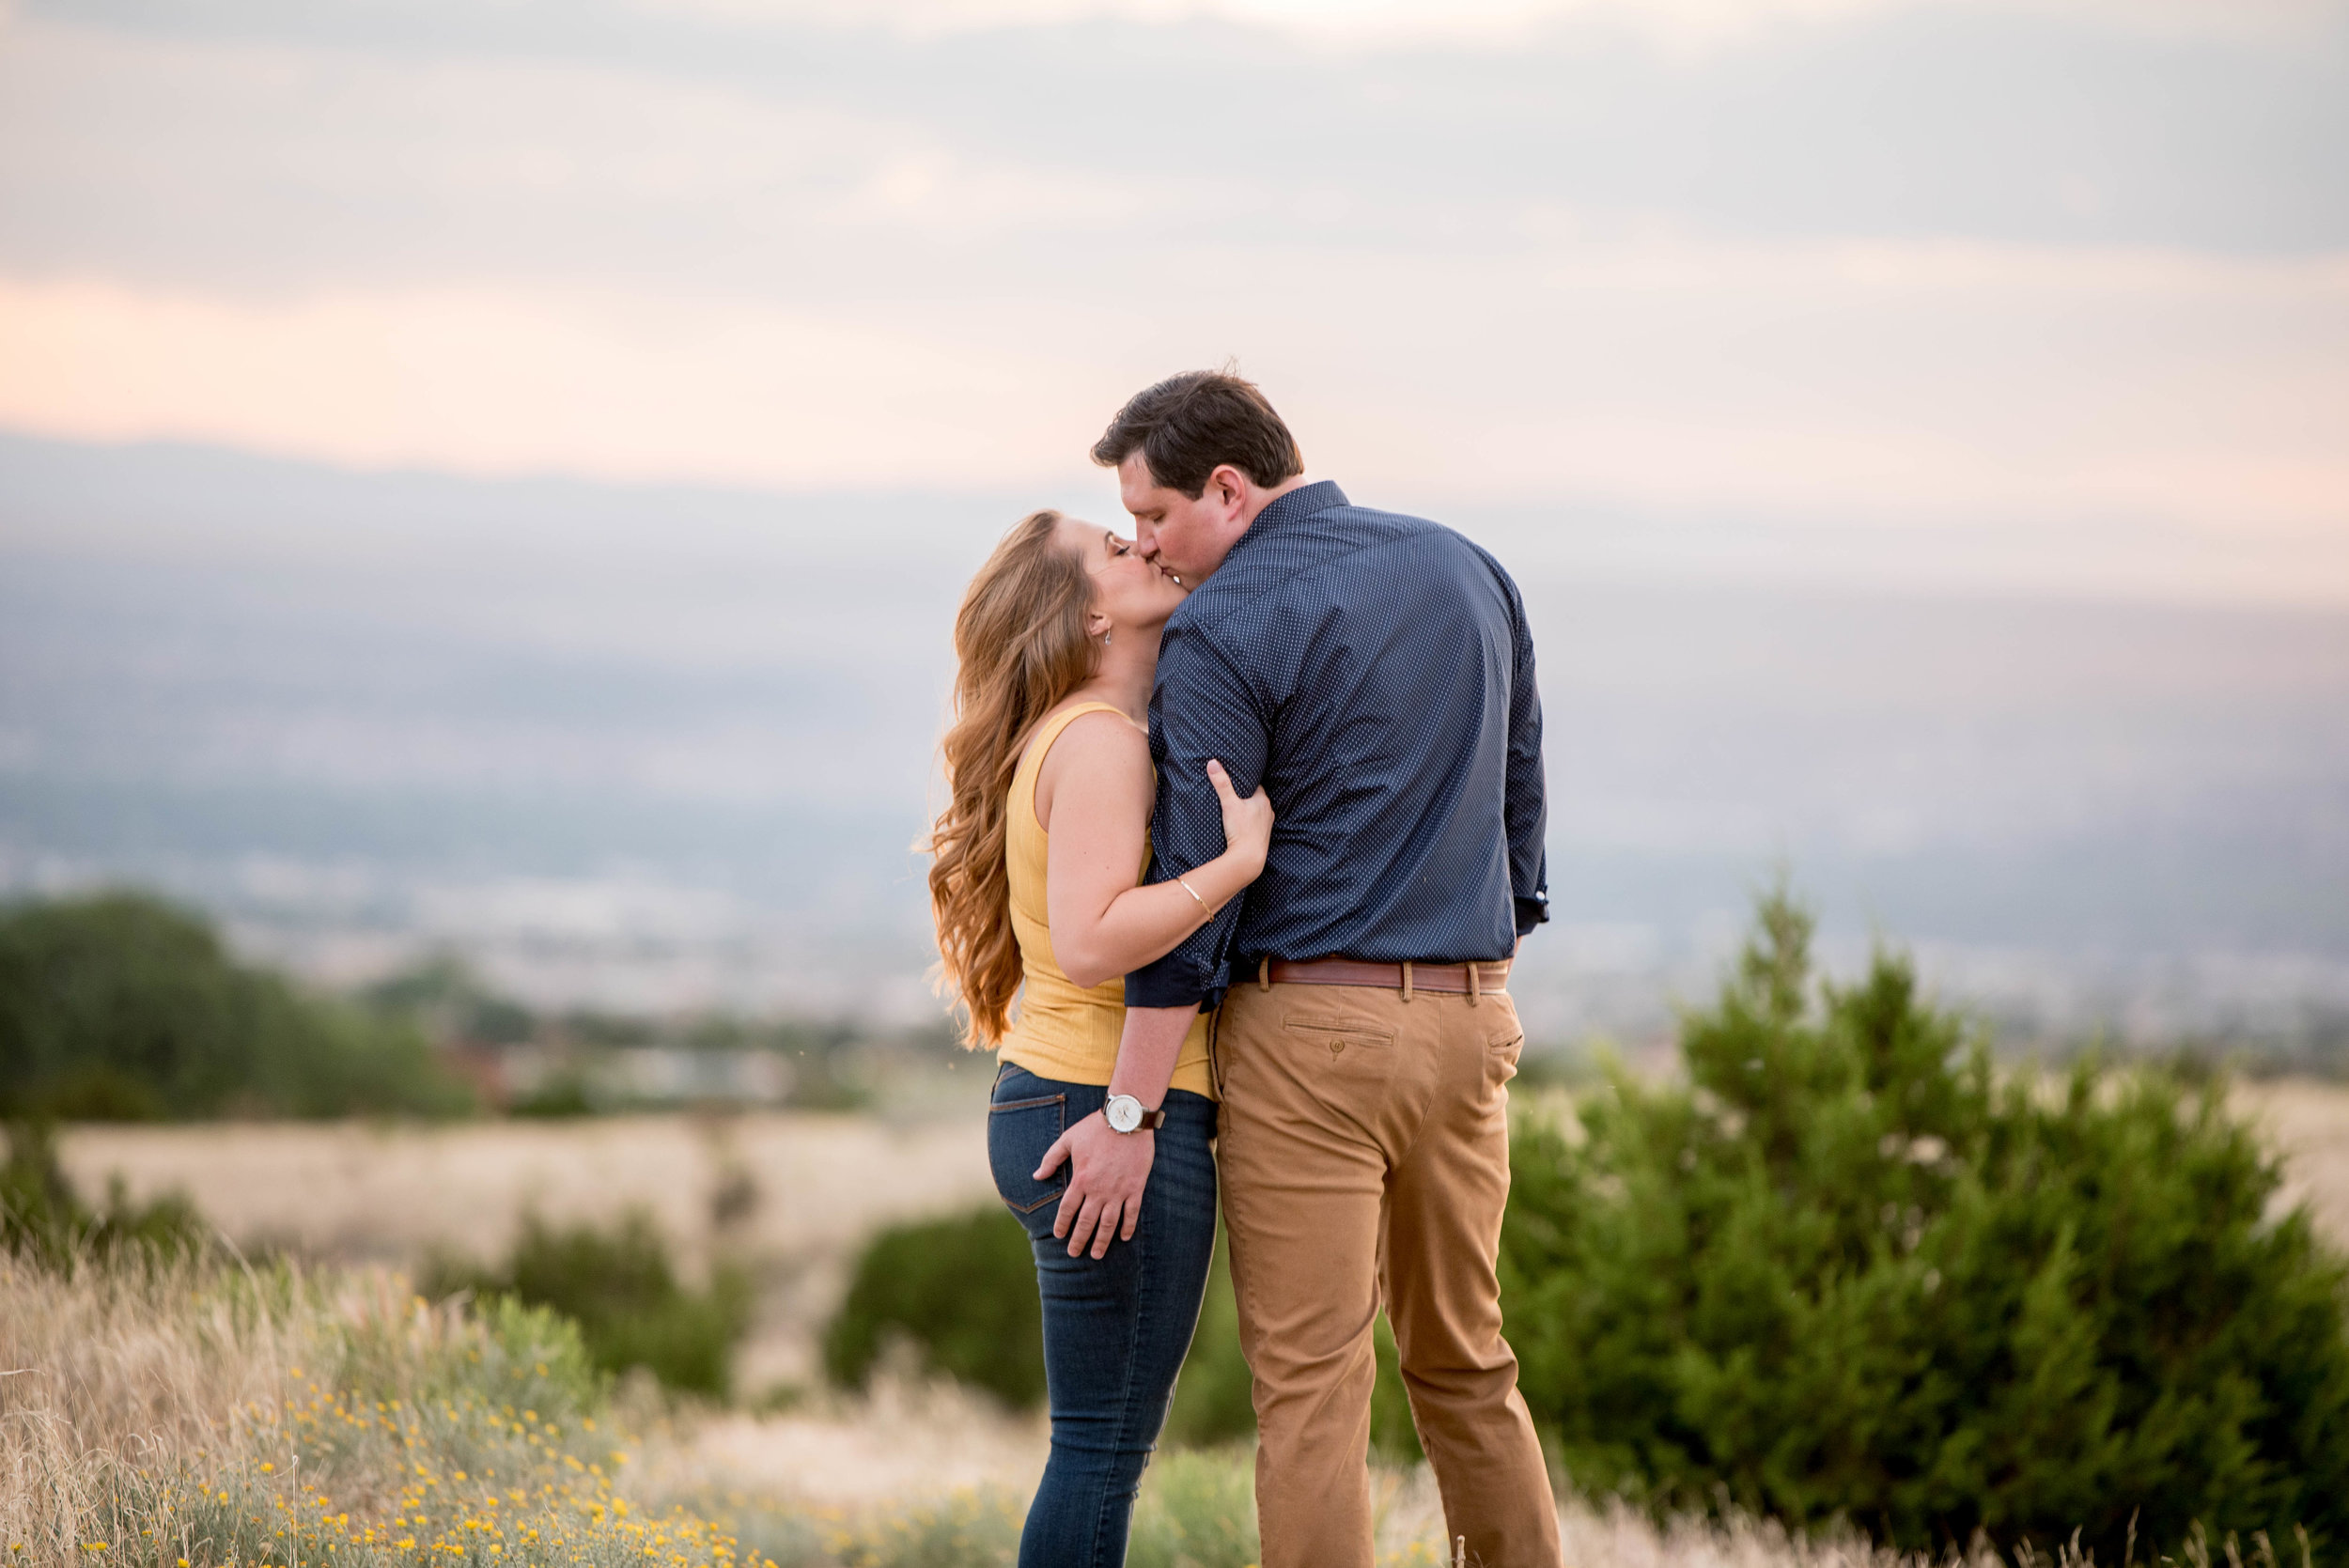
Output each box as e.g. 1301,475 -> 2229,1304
2,0 -> 2346,602
3,0 -> 2347,1034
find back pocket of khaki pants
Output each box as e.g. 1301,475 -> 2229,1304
1283,1015 -> 1396,1072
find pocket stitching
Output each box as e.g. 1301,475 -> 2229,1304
1283,1016 -> 1396,1047
989,1092 -> 1068,1214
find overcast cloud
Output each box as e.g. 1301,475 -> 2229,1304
1,0 -> 2344,598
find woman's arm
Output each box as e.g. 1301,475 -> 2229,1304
1038,709 -> 1269,990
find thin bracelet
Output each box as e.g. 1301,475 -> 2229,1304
1174,874 -> 1210,915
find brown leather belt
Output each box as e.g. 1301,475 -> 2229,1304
1261,956 -> 1509,998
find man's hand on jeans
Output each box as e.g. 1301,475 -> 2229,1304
1035,1110 -> 1155,1259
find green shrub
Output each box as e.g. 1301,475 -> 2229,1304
1368,1313 -> 1423,1464
1163,1229 -> 1254,1447
825,1205 -> 1044,1406
509,1073 -> 599,1119
827,1204 -> 1425,1463
1501,888 -> 2349,1559
355,1288 -> 610,1425
1128,1448 -> 1259,1568
427,1209 -> 751,1398
0,891 -> 474,1120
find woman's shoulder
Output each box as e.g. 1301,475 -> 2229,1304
1027,700 -> 1145,770
1029,701 -> 1150,830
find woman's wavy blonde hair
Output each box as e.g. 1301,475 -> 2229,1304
927,509 -> 1098,1047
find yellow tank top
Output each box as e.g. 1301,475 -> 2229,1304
997,701 -> 1216,1099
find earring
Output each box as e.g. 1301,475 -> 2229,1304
1103,629 -> 1112,645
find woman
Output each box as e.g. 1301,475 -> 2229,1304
927,508 -> 1272,1568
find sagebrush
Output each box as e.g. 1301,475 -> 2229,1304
424,1209 -> 752,1398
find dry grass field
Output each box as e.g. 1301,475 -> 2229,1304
55,1109 -> 997,1393
25,1076 -> 2349,1561
2232,1079 -> 2349,1250
55,1078 -> 2349,1351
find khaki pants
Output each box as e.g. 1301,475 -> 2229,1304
1216,976 -> 1561,1568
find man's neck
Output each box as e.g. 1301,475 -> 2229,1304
1189,474 -> 1315,588
1238,474 -> 1314,531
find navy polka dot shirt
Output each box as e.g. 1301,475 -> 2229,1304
1127,481 -> 1549,1012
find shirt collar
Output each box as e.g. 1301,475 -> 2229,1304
1232,479 -> 1347,554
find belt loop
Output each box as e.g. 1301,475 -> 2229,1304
1400,960 -> 1413,1002
1468,962 -> 1482,1005
1258,955 -> 1272,993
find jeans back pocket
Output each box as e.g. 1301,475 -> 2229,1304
988,1092 -> 1068,1216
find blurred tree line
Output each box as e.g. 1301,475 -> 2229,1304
0,892 -> 473,1120
0,890 -> 939,1121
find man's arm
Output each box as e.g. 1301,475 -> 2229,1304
1127,622 -> 1269,1010
1503,575 -> 1549,938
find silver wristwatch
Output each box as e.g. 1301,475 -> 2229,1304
1104,1094 -> 1167,1134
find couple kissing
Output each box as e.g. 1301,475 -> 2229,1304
926,370 -> 1557,1568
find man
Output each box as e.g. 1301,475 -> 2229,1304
1086,370 -> 1559,1567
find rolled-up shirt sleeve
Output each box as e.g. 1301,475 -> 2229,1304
1503,576 -> 1550,937
1126,619 -> 1268,1011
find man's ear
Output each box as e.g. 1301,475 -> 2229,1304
1211,465 -> 1247,516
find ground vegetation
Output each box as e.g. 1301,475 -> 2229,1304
424,1212 -> 752,1399
1501,891 -> 2349,1559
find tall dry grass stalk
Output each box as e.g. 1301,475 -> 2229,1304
0,1250 -> 318,1557
0,1251 -> 629,1566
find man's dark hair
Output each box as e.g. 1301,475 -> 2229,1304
1090,369 -> 1304,499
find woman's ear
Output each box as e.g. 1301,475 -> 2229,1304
1084,607 -> 1112,642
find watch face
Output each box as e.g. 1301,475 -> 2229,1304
1105,1095 -> 1141,1133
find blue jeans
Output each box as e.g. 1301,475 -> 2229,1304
988,1063 -> 1219,1568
